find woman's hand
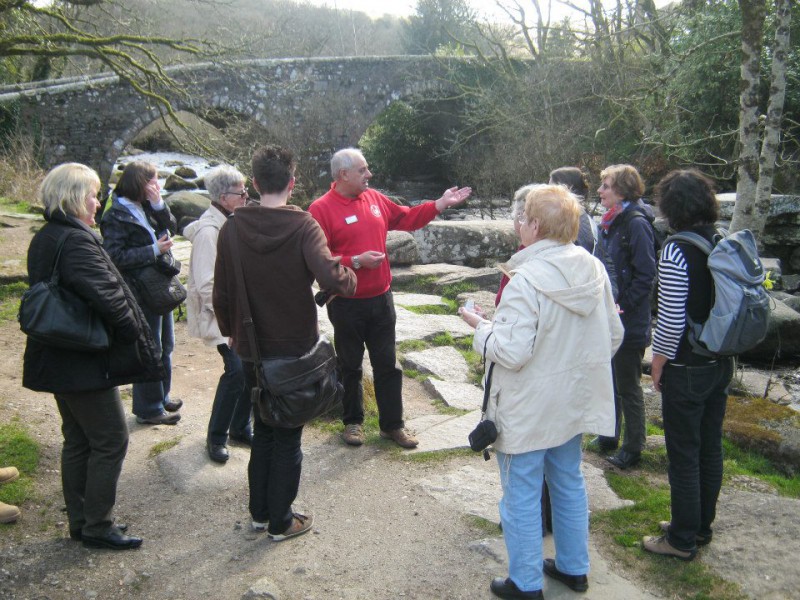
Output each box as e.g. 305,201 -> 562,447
145,179 -> 163,205
156,233 -> 173,255
458,306 -> 484,329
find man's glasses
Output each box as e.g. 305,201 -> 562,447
225,190 -> 248,199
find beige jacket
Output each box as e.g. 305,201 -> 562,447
184,205 -> 227,347
473,239 -> 624,454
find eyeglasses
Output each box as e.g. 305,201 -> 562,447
516,213 -> 528,225
224,190 -> 248,199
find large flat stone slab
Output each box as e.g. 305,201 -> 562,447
155,436 -> 248,494
402,346 -> 470,382
393,292 -> 448,307
395,305 -> 474,341
424,378 -> 483,410
407,410 -> 480,453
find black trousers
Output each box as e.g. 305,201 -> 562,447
326,290 -> 404,432
244,362 -> 303,535
54,387 -> 129,537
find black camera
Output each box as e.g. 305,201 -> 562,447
314,290 -> 331,307
468,419 -> 497,460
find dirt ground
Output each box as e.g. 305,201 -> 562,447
1,215 -> 799,600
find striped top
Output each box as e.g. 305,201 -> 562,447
652,241 -> 689,359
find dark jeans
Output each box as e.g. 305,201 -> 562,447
244,362 -> 303,535
326,290 -> 404,432
133,307 -> 174,418
55,387 -> 129,537
662,358 -> 733,551
207,344 -> 252,445
611,347 -> 646,454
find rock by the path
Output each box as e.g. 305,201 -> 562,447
745,298 -> 800,360
391,263 -> 485,288
424,379 -> 483,410
456,290 -> 499,319
164,173 -> 198,192
243,577 -> 280,600
406,410 -> 480,454
436,266 -> 503,292
394,306 -> 474,342
402,346 -> 471,382
155,436 -> 248,494
386,230 -> 418,266
393,292 -> 448,308
411,220 -> 517,266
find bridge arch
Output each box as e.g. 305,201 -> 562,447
0,56 -> 452,185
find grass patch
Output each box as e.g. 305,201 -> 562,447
398,339 -> 427,353
0,281 -> 26,322
592,470 -> 746,599
402,447 -> 475,463
440,281 -> 480,299
722,439 -> 800,498
403,302 -> 456,315
149,436 -> 183,458
463,513 -> 501,535
0,420 -> 40,507
392,275 -> 438,294
402,368 -> 429,381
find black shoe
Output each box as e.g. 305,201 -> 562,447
490,577 -> 543,599
228,432 -> 253,447
207,442 -> 230,463
543,558 -> 588,592
163,398 -> 183,412
82,529 -> 142,550
606,449 -> 641,470
70,523 -> 127,541
590,435 -> 618,452
136,411 -> 180,425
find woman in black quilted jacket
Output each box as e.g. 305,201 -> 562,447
23,163 -> 163,550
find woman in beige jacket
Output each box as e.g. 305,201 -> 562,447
461,185 -> 623,599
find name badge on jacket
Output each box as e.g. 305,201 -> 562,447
345,215 -> 358,224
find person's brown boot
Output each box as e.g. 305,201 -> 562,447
379,428 -> 418,449
0,501 -> 21,524
341,424 -> 365,446
0,466 -> 19,484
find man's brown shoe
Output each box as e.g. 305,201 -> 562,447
642,535 -> 697,561
0,466 -> 19,484
341,424 -> 364,446
268,513 -> 313,541
379,428 -> 418,449
0,501 -> 21,524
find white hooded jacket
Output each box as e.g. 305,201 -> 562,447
184,204 -> 227,347
473,239 -> 624,454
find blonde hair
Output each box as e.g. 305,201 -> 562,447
39,163 -> 101,219
599,164 -> 645,201
523,184 -> 581,244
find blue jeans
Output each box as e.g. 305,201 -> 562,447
497,434 -> 589,592
244,362 -> 304,535
326,291 -> 404,431
207,344 -> 252,445
662,358 -> 733,551
132,308 -> 174,419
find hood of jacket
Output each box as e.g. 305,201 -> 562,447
510,239 -> 607,317
231,204 -> 309,253
183,204 -> 226,243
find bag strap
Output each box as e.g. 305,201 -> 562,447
481,333 -> 495,415
665,231 -> 715,255
225,219 -> 263,368
49,229 -> 75,287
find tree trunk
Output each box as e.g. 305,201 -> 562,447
750,0 -> 791,237
730,0 -> 766,234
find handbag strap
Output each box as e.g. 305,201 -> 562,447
225,218 -> 263,368
48,229 -> 75,287
481,333 -> 495,415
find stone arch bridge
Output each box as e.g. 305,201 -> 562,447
0,56 -> 451,185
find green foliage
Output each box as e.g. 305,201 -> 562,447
722,439 -> 800,497
403,302 -> 455,315
403,0 -> 477,54
0,421 -> 39,507
360,101 -> 445,182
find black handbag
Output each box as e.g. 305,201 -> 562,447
227,220 -> 343,428
132,253 -> 187,315
18,229 -> 110,352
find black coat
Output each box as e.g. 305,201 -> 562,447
99,195 -> 177,295
22,211 -> 164,394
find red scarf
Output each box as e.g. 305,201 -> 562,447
600,204 -> 622,232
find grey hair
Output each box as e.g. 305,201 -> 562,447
511,184 -> 545,221
205,165 -> 245,201
330,148 -> 365,180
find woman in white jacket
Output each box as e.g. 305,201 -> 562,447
184,166 -> 253,463
461,185 -> 623,599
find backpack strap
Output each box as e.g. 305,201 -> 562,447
664,231 -> 715,255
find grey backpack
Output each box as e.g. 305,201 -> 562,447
666,229 -> 770,357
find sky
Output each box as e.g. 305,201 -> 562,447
306,0 -> 672,21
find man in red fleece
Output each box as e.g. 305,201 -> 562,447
309,148 -> 471,448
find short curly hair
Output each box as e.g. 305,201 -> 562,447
655,169 -> 718,231
599,164 -> 644,202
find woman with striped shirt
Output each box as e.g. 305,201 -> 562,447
644,169 -> 734,561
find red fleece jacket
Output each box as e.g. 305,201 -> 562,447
308,184 -> 440,299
